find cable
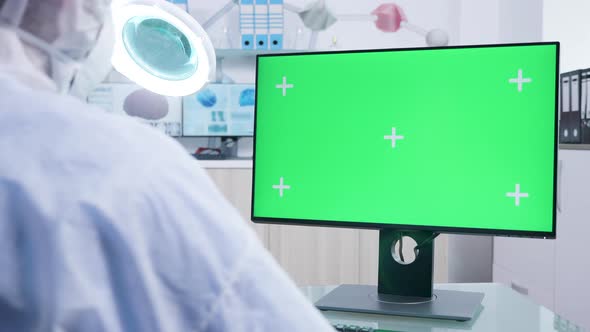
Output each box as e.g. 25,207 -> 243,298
398,231 -> 405,263
413,233 -> 439,256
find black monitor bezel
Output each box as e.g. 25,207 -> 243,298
251,41 -> 560,239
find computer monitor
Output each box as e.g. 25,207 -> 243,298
88,83 -> 183,137
182,83 -> 256,137
252,42 -> 559,321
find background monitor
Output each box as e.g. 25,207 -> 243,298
183,83 -> 256,137
252,43 -> 559,238
88,83 -> 182,137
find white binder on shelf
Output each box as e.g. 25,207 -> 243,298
254,0 -> 269,49
240,0 -> 255,49
268,0 -> 284,50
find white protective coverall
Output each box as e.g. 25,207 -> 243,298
0,1 -> 333,331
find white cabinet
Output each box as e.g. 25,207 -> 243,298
493,237 -> 555,308
493,149 -> 590,330
554,150 -> 590,330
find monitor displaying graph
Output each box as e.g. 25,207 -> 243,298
252,43 -> 559,237
183,84 -> 256,136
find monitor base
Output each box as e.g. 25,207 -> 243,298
315,230 -> 484,321
315,284 -> 484,321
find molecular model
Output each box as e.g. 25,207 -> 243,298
202,0 -> 450,50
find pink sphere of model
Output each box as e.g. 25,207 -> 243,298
371,3 -> 407,33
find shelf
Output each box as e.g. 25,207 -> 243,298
215,48 -> 305,58
559,144 -> 590,150
196,159 -> 252,169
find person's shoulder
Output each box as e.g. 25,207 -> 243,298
0,81 -> 194,182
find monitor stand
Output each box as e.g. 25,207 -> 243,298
315,229 -> 485,321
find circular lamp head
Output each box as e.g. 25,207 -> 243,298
111,0 -> 216,97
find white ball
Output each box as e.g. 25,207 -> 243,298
426,29 -> 449,47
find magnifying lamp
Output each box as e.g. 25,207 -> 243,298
111,0 -> 216,97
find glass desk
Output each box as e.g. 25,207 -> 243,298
301,283 -> 584,332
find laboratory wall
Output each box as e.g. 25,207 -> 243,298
543,0 -> 590,71
190,0 -> 462,82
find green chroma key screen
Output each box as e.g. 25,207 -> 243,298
253,43 -> 558,237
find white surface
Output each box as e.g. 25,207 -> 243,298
197,159 -> 252,169
457,0 -> 499,44
215,48 -> 303,58
543,0 -> 590,72
493,236 -> 555,309
303,283 -> 584,332
493,262 -> 555,311
554,150 -> 590,330
459,0 -> 542,44
498,0 -> 542,43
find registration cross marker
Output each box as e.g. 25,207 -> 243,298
509,69 -> 532,92
506,183 -> 529,206
276,76 -> 294,96
384,128 -> 405,148
272,177 -> 291,197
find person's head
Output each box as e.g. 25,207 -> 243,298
0,0 -> 113,98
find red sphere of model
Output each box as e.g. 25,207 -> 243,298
371,3 -> 407,32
